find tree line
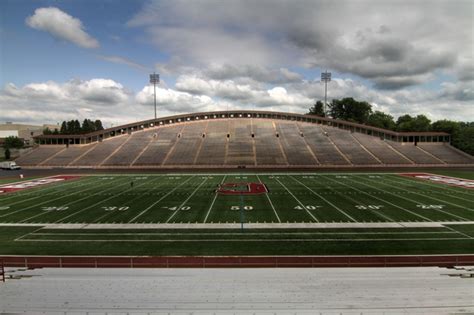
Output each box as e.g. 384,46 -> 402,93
308,98 -> 474,155
43,119 -> 104,135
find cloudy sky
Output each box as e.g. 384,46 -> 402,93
1,0 -> 473,127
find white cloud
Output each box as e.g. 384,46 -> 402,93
1,75 -> 472,128
26,7 -> 99,49
129,0 -> 472,88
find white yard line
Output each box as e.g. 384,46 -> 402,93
91,176 -> 165,223
291,175 -> 357,222
385,175 -> 474,202
362,176 -> 474,213
203,175 -> 227,223
20,177 -> 137,223
1,177 -> 95,205
13,226 -> 45,241
165,177 -> 209,223
273,177 -> 319,222
128,176 -> 194,223
342,177 -> 434,222
1,177 -> 124,219
321,175 -> 414,224
443,225 -> 474,239
256,175 -> 281,223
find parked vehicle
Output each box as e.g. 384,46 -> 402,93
0,161 -> 21,170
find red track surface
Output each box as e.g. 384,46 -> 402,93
1,255 -> 473,268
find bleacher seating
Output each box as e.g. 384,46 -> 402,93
298,124 -> 349,165
15,117 -> 474,167
42,145 -> 94,166
254,120 -> 286,165
15,146 -> 64,166
71,136 -> 129,166
164,122 -> 207,165
387,142 -> 443,164
133,125 -> 182,166
226,119 -> 255,165
276,122 -> 317,165
195,120 -> 227,165
352,133 -> 412,165
323,127 -> 380,165
418,143 -> 474,164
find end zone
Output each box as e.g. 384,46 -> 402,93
399,173 -> 474,190
0,175 -> 81,194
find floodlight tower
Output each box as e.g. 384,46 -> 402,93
321,70 -> 331,115
149,73 -> 160,119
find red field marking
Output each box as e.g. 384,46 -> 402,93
0,175 -> 81,194
1,255 -> 473,269
217,182 -> 268,195
399,173 -> 474,190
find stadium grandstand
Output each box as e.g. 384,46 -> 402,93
15,110 -> 474,168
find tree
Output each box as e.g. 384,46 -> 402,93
4,136 -> 24,149
328,98 -> 372,123
396,114 -> 431,132
367,111 -> 396,130
4,148 -> 10,160
94,120 -> 104,131
307,101 -> 325,116
82,119 -> 95,133
43,127 -> 53,135
455,123 -> 474,155
432,120 -> 461,135
60,121 -> 67,134
411,115 -> 431,132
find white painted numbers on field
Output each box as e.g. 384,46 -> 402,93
0,206 -> 10,210
294,205 -> 321,210
231,205 -> 253,211
102,206 -> 129,211
163,206 -> 191,211
417,204 -> 445,209
42,206 -> 69,211
356,205 -> 384,210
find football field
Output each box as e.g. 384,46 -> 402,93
0,172 -> 473,256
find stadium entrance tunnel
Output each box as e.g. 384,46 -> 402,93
217,182 -> 268,195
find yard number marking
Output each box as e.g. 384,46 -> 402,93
0,206 -> 10,210
294,205 -> 321,210
417,204 -> 445,209
356,205 -> 384,210
231,205 -> 253,211
102,206 -> 129,211
42,206 -> 69,211
163,206 -> 191,211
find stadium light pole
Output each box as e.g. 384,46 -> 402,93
149,73 -> 160,120
321,70 -> 331,115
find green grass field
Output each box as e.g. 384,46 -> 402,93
0,172 -> 473,255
